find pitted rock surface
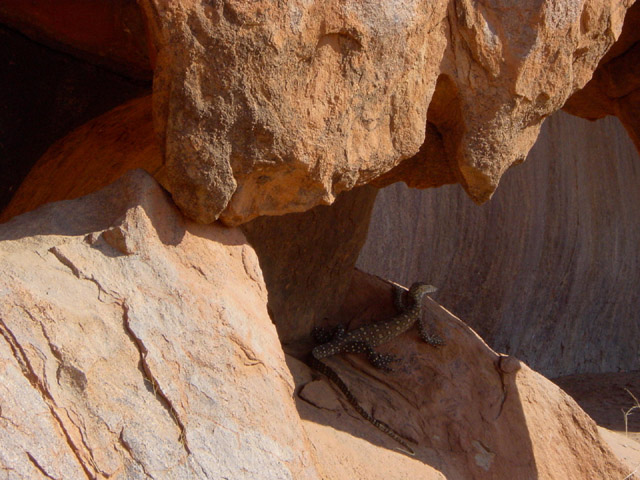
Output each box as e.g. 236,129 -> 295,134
139,0 -> 632,224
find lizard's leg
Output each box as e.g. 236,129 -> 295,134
342,341 -> 399,372
417,318 -> 445,347
392,284 -> 408,313
312,324 -> 346,344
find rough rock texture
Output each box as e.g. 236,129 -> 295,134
0,174 -> 633,479
564,0 -> 640,152
137,0 -> 632,224
0,96 -> 377,350
358,110 -> 640,378
0,0 -> 151,79
0,170 -> 319,479
0,1 -> 637,227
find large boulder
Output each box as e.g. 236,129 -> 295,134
0,175 -> 632,477
0,170 -> 317,479
138,0 -> 632,224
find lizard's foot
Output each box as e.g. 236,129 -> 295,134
312,324 -> 346,344
369,352 -> 399,372
420,331 -> 445,347
340,341 -> 399,372
418,320 -> 445,347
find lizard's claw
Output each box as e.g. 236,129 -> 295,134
370,352 -> 399,372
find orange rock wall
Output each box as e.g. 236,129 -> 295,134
358,111 -> 640,377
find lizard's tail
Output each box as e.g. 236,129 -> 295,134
310,356 -> 416,456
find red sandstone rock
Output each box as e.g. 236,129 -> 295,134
295,269 -> 634,479
1,2 -> 634,226
138,0 -> 632,224
0,170 -> 318,478
564,1 -> 640,154
0,173 -> 633,478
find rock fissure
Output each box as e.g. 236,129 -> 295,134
120,302 -> 191,456
0,317 -> 96,479
25,452 -> 57,480
349,357 -> 420,409
117,430 -> 156,480
36,319 -> 63,365
229,336 -> 265,368
493,357 -> 513,421
48,246 -> 115,304
63,407 -> 113,478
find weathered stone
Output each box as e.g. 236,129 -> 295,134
137,0 -> 447,224
137,0 -> 631,225
2,2 -> 634,225
358,110 -> 640,378
0,171 -> 635,478
0,170 -> 319,479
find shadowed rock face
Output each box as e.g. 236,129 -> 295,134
358,111 -> 640,378
138,0 -> 632,224
564,1 -> 640,153
0,0 -> 151,78
0,173 -> 631,478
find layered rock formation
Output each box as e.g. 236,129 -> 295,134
358,111 -> 640,378
0,172 -> 633,478
0,171 -> 318,479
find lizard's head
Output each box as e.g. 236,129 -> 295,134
409,282 -> 438,300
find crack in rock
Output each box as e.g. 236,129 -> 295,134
48,246 -> 115,303
121,302 -> 191,456
0,317 -> 96,479
26,452 -> 57,480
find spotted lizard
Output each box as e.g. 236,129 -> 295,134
309,282 -> 445,455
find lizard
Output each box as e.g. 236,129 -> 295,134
309,282 -> 445,455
